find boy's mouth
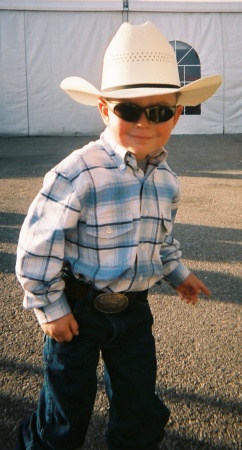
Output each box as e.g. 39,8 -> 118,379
130,134 -> 154,140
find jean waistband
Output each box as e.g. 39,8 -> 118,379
63,270 -> 148,313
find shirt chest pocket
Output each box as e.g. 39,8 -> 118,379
82,210 -> 134,269
86,216 -> 133,239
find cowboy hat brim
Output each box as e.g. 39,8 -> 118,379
60,74 -> 222,107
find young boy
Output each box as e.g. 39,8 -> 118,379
15,22 -> 222,450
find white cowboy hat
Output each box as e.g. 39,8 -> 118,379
60,21 -> 222,107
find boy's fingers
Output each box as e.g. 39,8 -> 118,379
51,329 -> 73,342
199,281 -> 211,296
202,286 -> 211,296
70,317 -> 79,336
61,330 -> 74,342
41,313 -> 79,342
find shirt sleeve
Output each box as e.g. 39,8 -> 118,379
160,193 -> 190,288
159,234 -> 190,288
16,168 -> 81,324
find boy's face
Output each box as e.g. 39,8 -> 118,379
98,94 -> 183,160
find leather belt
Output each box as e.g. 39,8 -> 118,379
63,270 -> 140,314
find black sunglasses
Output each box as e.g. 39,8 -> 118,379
106,101 -> 177,124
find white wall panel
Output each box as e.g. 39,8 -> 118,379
222,13 -> 242,133
0,11 -> 28,135
25,11 -> 122,135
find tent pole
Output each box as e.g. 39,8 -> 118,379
123,0 -> 129,22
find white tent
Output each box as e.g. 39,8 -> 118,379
0,0 -> 242,135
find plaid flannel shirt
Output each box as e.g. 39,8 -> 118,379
16,128 -> 190,323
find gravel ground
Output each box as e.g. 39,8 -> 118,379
0,134 -> 241,450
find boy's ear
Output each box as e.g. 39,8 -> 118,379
172,105 -> 183,128
97,98 -> 109,125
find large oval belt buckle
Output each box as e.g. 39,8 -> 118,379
94,293 -> 128,313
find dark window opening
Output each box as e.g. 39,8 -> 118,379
170,41 -> 201,115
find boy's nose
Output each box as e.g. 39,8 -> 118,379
135,111 -> 151,126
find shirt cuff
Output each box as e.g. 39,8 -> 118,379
34,294 -> 71,324
164,262 -> 191,288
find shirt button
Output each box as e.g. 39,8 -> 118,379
120,164 -> 126,171
106,226 -> 112,235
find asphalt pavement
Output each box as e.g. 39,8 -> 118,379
0,134 -> 241,450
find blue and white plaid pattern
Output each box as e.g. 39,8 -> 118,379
16,128 -> 190,323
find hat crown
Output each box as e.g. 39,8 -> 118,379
101,22 -> 180,92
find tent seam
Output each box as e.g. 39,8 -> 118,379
220,12 -> 225,134
24,10 -> 30,136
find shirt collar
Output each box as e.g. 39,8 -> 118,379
104,127 -> 127,157
148,148 -> 168,165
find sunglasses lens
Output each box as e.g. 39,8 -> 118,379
113,104 -> 141,122
111,103 -> 176,123
148,106 -> 176,123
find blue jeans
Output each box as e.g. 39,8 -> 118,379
15,290 -> 170,450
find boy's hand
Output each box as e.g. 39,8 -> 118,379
41,313 -> 79,342
176,273 -> 211,305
